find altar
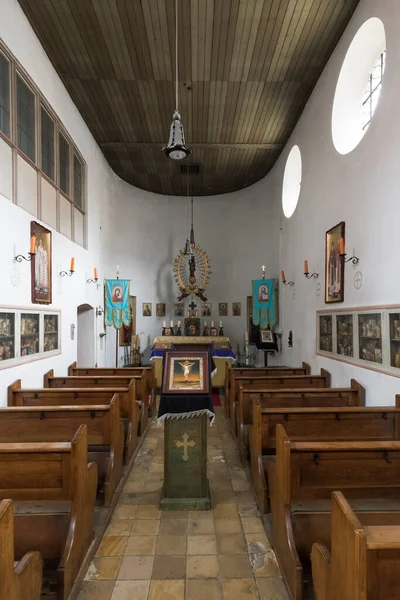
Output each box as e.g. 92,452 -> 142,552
150,336 -> 236,388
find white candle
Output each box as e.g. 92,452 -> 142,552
204,321 -> 207,326
211,321 -> 214,327
178,321 -> 181,327
262,265 -> 265,273
245,332 -> 249,341
163,321 -> 166,328
219,321 -> 222,328
170,320 -> 173,327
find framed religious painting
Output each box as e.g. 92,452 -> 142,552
119,296 -> 136,346
201,303 -> 212,317
156,303 -> 166,317
232,302 -> 241,316
260,330 -> 273,343
142,302 -> 152,317
174,303 -> 184,317
325,221 -> 345,303
31,221 -> 52,304
162,350 -> 210,395
219,303 -> 228,316
184,318 -> 201,336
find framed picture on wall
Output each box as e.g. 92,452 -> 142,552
325,221 -> 345,304
31,221 -> 52,304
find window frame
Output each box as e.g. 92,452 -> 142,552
0,49 -> 11,140
361,51 -> 386,131
16,72 -> 37,165
40,104 -> 55,183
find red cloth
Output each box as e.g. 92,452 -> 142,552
212,390 -> 221,406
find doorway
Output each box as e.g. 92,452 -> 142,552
77,303 -> 95,367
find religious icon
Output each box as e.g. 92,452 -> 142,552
210,327 -> 218,336
142,302 -> 152,317
184,318 -> 201,336
189,310 -> 198,318
162,350 -> 210,395
232,302 -> 241,316
112,285 -> 124,302
163,327 -> 173,336
174,303 -> 184,317
201,303 -> 212,316
325,221 -> 345,303
31,221 -> 52,304
156,303 -> 166,317
260,330 -> 273,343
219,303 -> 228,316
258,285 -> 269,302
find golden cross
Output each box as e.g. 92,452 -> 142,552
175,433 -> 196,461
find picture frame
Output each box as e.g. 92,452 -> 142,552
184,317 -> 201,336
174,303 -> 184,317
119,296 -> 136,346
156,303 -> 166,317
162,350 -> 210,395
142,302 -> 152,317
201,303 -> 212,316
31,221 -> 52,304
219,303 -> 228,316
260,330 -> 273,343
325,221 -> 345,304
232,302 -> 241,316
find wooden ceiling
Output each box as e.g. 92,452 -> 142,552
19,0 -> 359,196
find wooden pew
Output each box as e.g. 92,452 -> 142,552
250,398 -> 399,512
229,369 -> 330,434
8,380 -> 138,462
268,425 -> 400,600
0,398 -> 124,507
0,425 -> 97,600
237,379 -> 364,463
312,491 -> 400,600
224,362 -> 310,418
67,362 -> 156,415
0,499 -> 42,600
44,370 -> 149,434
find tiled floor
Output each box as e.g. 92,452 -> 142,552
78,406 -> 290,600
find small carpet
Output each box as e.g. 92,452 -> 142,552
212,389 -> 222,407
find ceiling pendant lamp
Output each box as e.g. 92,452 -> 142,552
163,0 -> 190,160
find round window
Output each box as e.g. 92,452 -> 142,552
282,145 -> 302,218
332,18 -> 386,155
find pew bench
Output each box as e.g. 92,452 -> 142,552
0,426 -> 97,600
0,499 -> 42,600
7,381 -> 138,462
0,398 -> 124,507
237,379 -> 364,463
312,491 -> 400,600
224,362 -> 310,418
229,368 -> 331,434
269,425 -> 400,600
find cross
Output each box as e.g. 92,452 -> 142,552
175,433 -> 196,461
188,301 -> 197,311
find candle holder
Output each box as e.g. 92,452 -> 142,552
87,277 -> 99,284
96,306 -> 104,317
282,279 -> 295,286
60,269 -> 75,277
339,253 -> 359,265
304,271 -> 319,279
15,252 -> 35,262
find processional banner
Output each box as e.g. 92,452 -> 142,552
105,279 -> 131,329
252,279 -> 278,328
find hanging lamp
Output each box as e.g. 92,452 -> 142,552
163,0 -> 190,160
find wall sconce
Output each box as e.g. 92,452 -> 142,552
87,268 -> 99,283
15,235 -> 36,262
96,306 -> 104,317
303,260 -> 318,279
60,257 -> 75,277
338,237 -> 359,264
280,270 -> 294,286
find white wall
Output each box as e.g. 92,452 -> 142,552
265,0 -> 400,405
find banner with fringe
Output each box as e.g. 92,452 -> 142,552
252,278 -> 278,329
105,279 -> 131,329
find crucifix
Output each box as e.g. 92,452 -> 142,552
188,301 -> 197,311
175,433 -> 196,462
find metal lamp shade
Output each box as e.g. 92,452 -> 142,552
163,111 -> 191,160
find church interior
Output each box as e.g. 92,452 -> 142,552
1,0 -> 400,598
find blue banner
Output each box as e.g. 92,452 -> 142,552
252,278 -> 278,328
105,279 -> 130,329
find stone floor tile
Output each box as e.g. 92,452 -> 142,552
84,557 -> 122,581
138,492 -> 162,505
156,535 -> 186,555
256,577 -> 290,600
188,518 -> 216,535
219,554 -> 253,578
118,493 -> 141,505
111,580 -> 150,600
250,550 -> 281,578
124,481 -> 145,493
211,491 -> 237,505
210,480 -> 233,492
232,480 -> 251,492
135,505 -> 161,520
152,555 -> 186,579
105,521 -> 133,537
125,535 -> 157,556
186,555 -> 219,579
118,556 -> 154,580
213,504 -> 239,519
241,517 -> 265,534
78,581 -> 115,600
187,534 -> 217,555
235,491 -> 257,503
130,519 -> 160,536
189,510 -> 214,520
96,536 -> 128,557
113,505 -> 138,520
238,504 -> 260,518
215,518 -> 243,535
159,518 -> 188,535
148,580 -> 185,600
160,510 -> 188,520
216,534 -> 247,555
143,480 -> 163,492
186,579 -> 221,600
221,579 -> 259,600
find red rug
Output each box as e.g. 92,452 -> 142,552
212,389 -> 222,407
